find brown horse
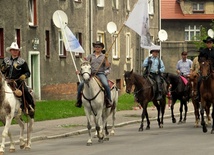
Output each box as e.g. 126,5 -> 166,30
124,70 -> 166,131
199,59 -> 214,133
188,71 -> 201,127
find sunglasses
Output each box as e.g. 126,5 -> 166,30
94,46 -> 102,48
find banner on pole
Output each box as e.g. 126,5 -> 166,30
124,0 -> 153,49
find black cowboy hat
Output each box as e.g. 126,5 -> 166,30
150,49 -> 160,54
92,41 -> 104,48
203,36 -> 214,43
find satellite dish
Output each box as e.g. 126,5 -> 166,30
208,29 -> 214,38
107,22 -> 117,34
158,29 -> 168,41
52,10 -> 68,28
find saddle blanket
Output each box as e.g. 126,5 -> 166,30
179,76 -> 188,85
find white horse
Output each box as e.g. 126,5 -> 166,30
80,61 -> 118,146
0,72 -> 35,155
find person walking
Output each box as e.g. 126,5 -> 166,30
1,42 -> 35,114
75,41 -> 112,108
142,48 -> 165,100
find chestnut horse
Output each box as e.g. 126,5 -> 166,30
199,59 -> 214,133
124,70 -> 166,131
188,71 -> 201,127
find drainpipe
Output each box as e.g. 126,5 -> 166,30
90,0 -> 93,54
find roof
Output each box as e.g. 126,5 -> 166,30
161,0 -> 214,20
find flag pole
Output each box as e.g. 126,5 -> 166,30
57,12 -> 81,82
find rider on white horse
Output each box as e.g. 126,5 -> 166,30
76,41 -> 112,108
1,42 -> 35,114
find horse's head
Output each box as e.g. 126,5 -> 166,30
200,60 -> 212,80
80,61 -> 91,82
124,69 -> 134,94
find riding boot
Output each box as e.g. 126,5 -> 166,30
75,95 -> 82,108
106,98 -> 112,108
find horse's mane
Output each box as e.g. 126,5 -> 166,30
165,73 -> 180,84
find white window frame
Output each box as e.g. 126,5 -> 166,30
112,0 -> 119,10
28,0 -> 36,26
58,31 -> 65,56
193,3 -> 204,11
126,0 -> 130,12
126,33 -> 131,59
148,0 -> 154,15
184,25 -> 200,41
112,32 -> 120,59
97,31 -> 105,44
97,0 -> 104,7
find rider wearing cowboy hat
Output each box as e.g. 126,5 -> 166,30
1,42 -> 35,114
142,48 -> 165,100
195,36 -> 214,102
75,41 -> 112,108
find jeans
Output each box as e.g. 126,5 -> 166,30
77,73 -> 111,101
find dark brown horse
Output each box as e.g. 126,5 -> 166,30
188,71 -> 201,127
162,73 -> 191,124
199,59 -> 214,133
124,70 -> 166,131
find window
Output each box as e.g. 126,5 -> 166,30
185,25 -> 200,41
75,32 -> 83,58
59,31 -> 66,57
15,29 -> 21,56
97,0 -> 104,7
126,33 -> 131,60
0,28 -> 4,58
126,0 -> 130,11
112,32 -> 120,59
148,0 -> 154,15
112,0 -> 119,10
97,31 -> 105,45
193,3 -> 204,13
74,0 -> 82,2
28,0 -> 37,26
45,30 -> 50,58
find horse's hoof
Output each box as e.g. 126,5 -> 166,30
138,128 -> 143,132
9,149 -> 15,153
146,126 -> 150,130
87,142 -> 92,146
202,126 -> 208,133
20,144 -> 25,150
25,146 -> 31,150
159,124 -> 163,128
104,137 -> 109,141
98,139 -> 104,143
172,119 -> 176,123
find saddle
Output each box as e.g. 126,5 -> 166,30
6,80 -> 22,97
94,76 -> 115,90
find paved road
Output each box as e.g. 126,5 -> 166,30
0,102 -> 196,146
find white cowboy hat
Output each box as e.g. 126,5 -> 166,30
6,42 -> 21,52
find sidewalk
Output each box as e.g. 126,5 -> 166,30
2,102 -> 194,145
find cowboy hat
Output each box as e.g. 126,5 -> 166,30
6,42 -> 21,52
203,36 -> 214,43
92,41 -> 104,48
150,49 -> 160,54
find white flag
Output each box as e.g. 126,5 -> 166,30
63,26 -> 85,53
124,0 -> 152,48
56,12 -> 85,53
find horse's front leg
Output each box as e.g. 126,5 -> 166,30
15,116 -> 25,149
25,117 -> 34,150
192,100 -> 200,127
95,113 -> 104,143
0,116 -> 13,154
211,107 -> 214,134
200,102 -> 207,133
160,98 -> 166,128
178,101 -> 183,123
183,101 -> 188,123
139,103 -> 150,131
110,108 -> 116,136
205,105 -> 211,126
153,101 -> 161,128
170,99 -> 176,123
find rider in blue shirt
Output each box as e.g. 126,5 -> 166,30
142,49 -> 165,100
